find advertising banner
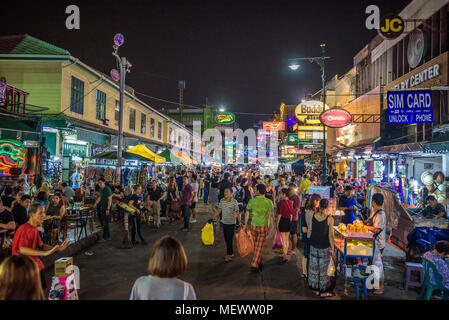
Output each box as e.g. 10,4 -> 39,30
387,90 -> 433,124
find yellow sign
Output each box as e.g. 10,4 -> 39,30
296,125 -> 325,131
295,100 -> 329,121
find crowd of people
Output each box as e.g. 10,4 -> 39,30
1,164 -> 448,300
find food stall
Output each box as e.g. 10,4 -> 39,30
334,220 -> 375,300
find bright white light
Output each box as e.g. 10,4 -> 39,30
389,173 -> 395,179
289,64 -> 300,71
219,107 -> 225,112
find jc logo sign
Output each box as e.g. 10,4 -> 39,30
365,5 -> 404,39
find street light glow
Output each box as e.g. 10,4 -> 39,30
289,64 -> 300,71
219,107 -> 225,112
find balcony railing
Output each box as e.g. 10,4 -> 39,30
0,84 -> 28,114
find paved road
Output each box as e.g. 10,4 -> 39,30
46,202 -> 421,300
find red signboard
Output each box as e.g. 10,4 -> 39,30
320,108 -> 352,128
263,121 -> 285,131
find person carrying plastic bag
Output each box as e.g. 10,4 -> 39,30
212,188 -> 241,262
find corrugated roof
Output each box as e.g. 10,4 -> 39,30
0,34 -> 69,55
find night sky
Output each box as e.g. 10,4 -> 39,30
1,0 -> 411,129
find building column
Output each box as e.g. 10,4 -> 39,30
442,154 -> 449,178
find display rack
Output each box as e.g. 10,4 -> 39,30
334,226 -> 375,300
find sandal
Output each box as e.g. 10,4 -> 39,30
280,258 -> 289,264
320,292 -> 334,298
373,289 -> 384,295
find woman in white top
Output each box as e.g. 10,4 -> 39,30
130,236 -> 196,300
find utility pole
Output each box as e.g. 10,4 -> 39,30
288,44 -> 330,185
112,34 -> 132,184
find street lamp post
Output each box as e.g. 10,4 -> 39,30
288,44 -> 330,185
112,34 -> 132,184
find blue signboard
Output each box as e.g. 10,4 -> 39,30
387,90 -> 433,124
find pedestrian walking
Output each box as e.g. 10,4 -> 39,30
189,174 -> 199,223
308,199 -> 335,297
203,173 -> 211,204
92,177 -> 113,241
212,188 -> 241,262
128,185 -> 148,245
276,188 -> 294,263
243,184 -> 274,273
146,180 -> 166,229
180,176 -> 194,232
301,193 -> 321,278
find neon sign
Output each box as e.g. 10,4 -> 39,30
0,140 -> 26,173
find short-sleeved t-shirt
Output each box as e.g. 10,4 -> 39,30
1,195 -> 15,209
219,198 -> 239,225
130,194 -> 144,210
0,208 -> 13,225
12,204 -> 28,226
99,186 -> 113,211
299,178 -> 312,196
246,196 -> 274,227
12,222 -> 44,270
289,193 -> 301,221
191,182 -> 199,203
181,184 -> 193,206
370,209 -> 386,250
130,275 -> 196,300
71,172 -> 82,189
148,186 -> 164,201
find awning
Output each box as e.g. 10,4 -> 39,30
376,142 -> 424,154
91,150 -> 151,162
126,144 -> 166,163
423,141 -> 449,154
0,119 -> 38,134
158,149 -> 197,165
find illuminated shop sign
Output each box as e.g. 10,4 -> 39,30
320,108 -> 352,128
295,100 -> 329,121
263,121 -> 285,131
387,89 -> 433,124
0,140 -> 26,172
215,112 -> 235,125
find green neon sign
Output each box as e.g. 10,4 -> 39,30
215,112 -> 235,125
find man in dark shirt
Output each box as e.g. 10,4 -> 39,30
219,173 -> 233,201
147,180 -> 166,228
93,178 -> 113,241
176,172 -> 185,194
1,187 -> 15,209
420,195 -> 447,219
337,186 -> 357,225
0,198 -> 15,235
12,194 -> 31,226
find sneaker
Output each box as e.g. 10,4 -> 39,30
98,239 -> 106,243
190,219 -> 197,223
132,240 -> 140,245
140,240 -> 148,245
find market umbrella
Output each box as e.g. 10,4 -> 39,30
126,144 -> 166,163
91,150 -> 150,162
158,149 -> 196,165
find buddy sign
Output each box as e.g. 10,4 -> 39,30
215,112 -> 235,125
320,108 -> 352,128
295,100 -> 328,121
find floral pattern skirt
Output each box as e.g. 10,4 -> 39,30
308,245 -> 331,292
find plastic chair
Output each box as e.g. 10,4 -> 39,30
419,258 -> 449,300
404,262 -> 424,291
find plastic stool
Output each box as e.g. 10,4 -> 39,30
405,262 -> 424,291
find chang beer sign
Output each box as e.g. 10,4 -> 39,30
215,112 -> 235,125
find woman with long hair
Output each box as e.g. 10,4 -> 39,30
301,193 -> 322,278
0,254 -> 45,300
166,176 -> 180,223
308,199 -> 335,297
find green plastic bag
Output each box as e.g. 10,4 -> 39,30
201,222 -> 214,245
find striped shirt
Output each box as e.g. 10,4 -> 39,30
218,198 -> 239,225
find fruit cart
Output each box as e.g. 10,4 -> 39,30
334,221 -> 375,300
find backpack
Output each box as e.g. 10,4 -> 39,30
234,186 -> 245,203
